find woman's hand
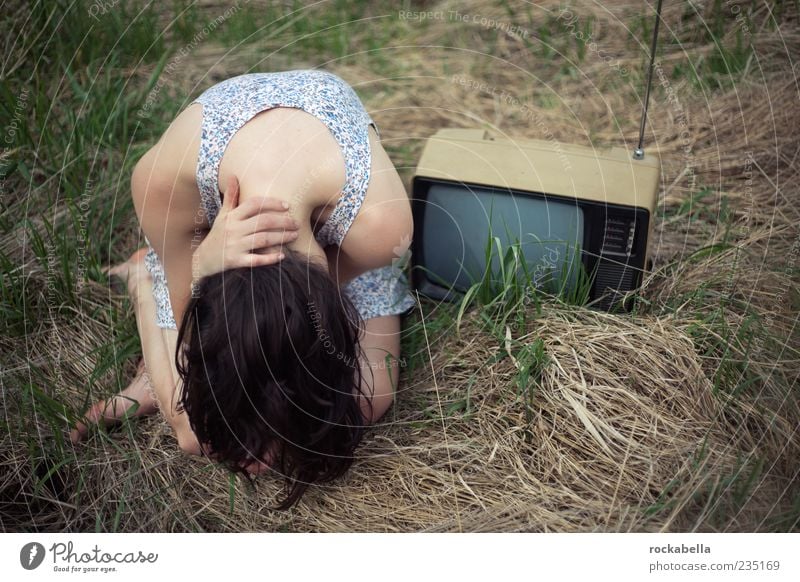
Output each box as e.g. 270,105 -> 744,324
192,175 -> 299,281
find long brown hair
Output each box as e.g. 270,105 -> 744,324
175,248 -> 371,510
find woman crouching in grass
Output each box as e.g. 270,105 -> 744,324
69,70 -> 416,510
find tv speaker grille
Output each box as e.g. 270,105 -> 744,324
592,258 -> 636,311
601,217 -> 632,255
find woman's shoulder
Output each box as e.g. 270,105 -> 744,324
337,131 -> 414,274
133,104 -> 204,226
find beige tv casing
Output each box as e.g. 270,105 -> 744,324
412,128 -> 661,278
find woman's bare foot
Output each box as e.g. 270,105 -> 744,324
104,248 -> 151,298
69,359 -> 159,444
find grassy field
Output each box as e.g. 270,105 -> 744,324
1,0 -> 798,532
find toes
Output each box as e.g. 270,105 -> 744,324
69,426 -> 84,444
83,400 -> 113,428
69,377 -> 156,445
103,264 -> 127,281
69,400 -> 105,444
130,248 -> 149,263
69,420 -> 93,444
69,398 -> 128,442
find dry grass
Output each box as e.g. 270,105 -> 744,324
1,0 -> 798,532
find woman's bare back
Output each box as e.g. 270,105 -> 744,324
139,102 -> 411,273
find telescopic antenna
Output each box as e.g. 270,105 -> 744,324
633,0 -> 664,160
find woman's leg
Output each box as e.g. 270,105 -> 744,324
70,250 -> 160,444
355,314 -> 403,425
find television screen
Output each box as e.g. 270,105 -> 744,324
421,182 -> 585,295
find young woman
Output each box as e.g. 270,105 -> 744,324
70,69 -> 416,509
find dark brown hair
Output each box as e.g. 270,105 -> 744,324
174,248 -> 371,510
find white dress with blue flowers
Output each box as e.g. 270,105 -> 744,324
143,69 -> 416,329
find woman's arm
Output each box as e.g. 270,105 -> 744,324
131,148 -> 198,330
130,154 -> 296,455
133,274 -> 202,455
330,128 -> 414,286
127,145 -> 210,456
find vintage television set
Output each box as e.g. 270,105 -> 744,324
409,128 -> 661,311
409,0 -> 666,312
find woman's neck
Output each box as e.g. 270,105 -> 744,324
215,106 -> 348,277
228,170 -> 332,276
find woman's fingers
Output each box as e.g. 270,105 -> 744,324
251,244 -> 283,256
193,182 -> 298,277
232,196 -> 293,220
239,252 -> 285,268
246,230 -> 298,251
198,440 -> 277,475
239,212 -> 299,236
243,448 -> 277,475
221,175 -> 241,212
